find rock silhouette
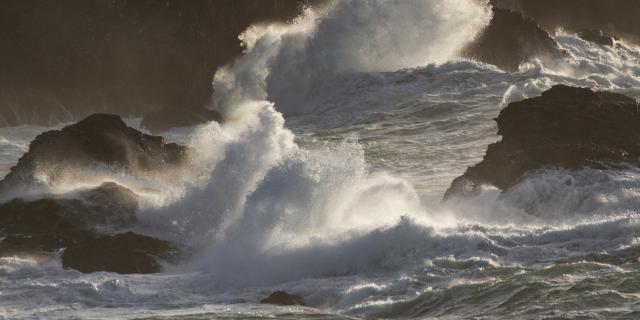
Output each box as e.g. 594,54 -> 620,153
260,291 -> 306,306
462,7 -> 563,71
444,85 -> 640,201
0,113 -> 185,192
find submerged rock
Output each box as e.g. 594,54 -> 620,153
462,7 -> 564,71
444,85 -> 640,201
0,113 -> 186,190
141,106 -> 222,134
260,291 -> 306,306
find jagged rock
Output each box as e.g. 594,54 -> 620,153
0,198 -> 93,254
0,182 -> 189,273
444,85 -> 640,201
0,113 -> 186,190
492,0 -> 640,45
141,106 -> 222,134
462,7 -> 564,71
260,291 -> 306,306
578,29 -> 616,46
61,232 -> 188,274
77,182 -> 138,228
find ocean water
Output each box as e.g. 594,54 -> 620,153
2,0 -> 640,319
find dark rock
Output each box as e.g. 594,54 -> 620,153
0,182 -> 189,273
492,0 -> 640,45
0,113 -> 186,190
444,85 -> 640,201
0,198 -> 93,254
76,182 -> 139,228
0,182 -> 137,253
0,0 -> 328,127
260,291 -> 306,306
0,114 -> 191,273
462,7 -> 564,71
578,29 -> 616,47
141,106 -> 223,134
61,232 -> 189,274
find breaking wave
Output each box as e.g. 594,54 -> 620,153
2,1 -> 640,319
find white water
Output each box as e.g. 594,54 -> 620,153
2,1 -> 640,319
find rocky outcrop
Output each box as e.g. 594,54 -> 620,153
462,7 -> 564,71
444,85 -> 640,201
141,106 -> 223,134
0,182 -> 189,273
260,291 -> 306,306
0,113 -> 185,190
0,114 -> 191,273
0,0 -> 327,127
492,0 -> 640,45
578,29 -> 616,47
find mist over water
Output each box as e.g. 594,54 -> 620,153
2,1 -> 640,319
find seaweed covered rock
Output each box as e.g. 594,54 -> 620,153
462,7 -> 564,71
0,113 -> 186,190
444,85 -> 640,201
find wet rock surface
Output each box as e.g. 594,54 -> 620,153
492,0 -> 640,45
61,232 -> 188,274
444,85 -> 640,201
578,29 -> 616,47
0,115 -> 191,273
462,7 -> 564,71
0,182 -> 189,273
260,291 -> 306,306
0,113 -> 186,191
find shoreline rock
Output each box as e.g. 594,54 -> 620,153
0,114 -> 191,273
0,113 -> 186,192
578,29 -> 617,47
0,1 -> 327,127
0,182 -> 190,273
61,232 -> 188,274
444,85 -> 640,201
462,7 -> 564,71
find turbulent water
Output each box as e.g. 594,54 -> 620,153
3,0 -> 640,319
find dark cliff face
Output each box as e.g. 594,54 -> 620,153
444,85 -> 640,201
0,0 -> 325,127
492,0 -> 640,44
461,7 -> 563,71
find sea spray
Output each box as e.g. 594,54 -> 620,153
143,0 -> 492,266
3,1 -> 640,318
